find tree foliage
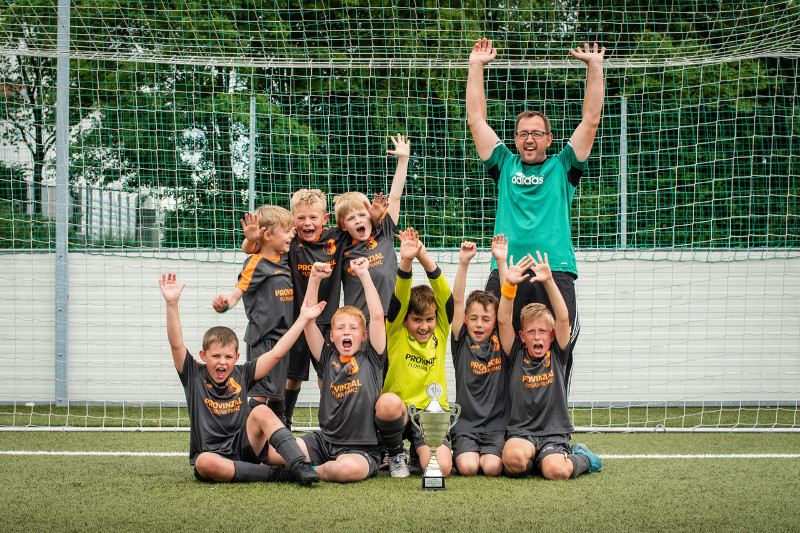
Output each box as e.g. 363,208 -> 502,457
0,0 -> 797,248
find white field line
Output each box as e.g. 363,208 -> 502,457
1,450 -> 799,459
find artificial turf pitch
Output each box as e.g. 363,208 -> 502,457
0,431 -> 798,533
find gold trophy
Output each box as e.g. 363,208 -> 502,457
408,383 -> 460,490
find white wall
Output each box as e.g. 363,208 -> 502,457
1,249 -> 798,406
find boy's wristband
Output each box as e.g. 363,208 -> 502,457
218,303 -> 229,313
501,282 -> 517,299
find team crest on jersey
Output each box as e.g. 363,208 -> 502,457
343,357 -> 359,375
543,351 -> 551,368
491,334 -> 500,352
226,377 -> 242,396
323,239 -> 336,255
364,236 -> 378,250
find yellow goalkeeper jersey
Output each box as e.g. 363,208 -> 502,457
382,266 -> 453,410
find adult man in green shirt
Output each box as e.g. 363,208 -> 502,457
466,38 -> 606,382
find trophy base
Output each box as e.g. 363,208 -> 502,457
421,476 -> 445,490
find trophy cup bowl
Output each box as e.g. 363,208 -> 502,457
408,383 -> 460,490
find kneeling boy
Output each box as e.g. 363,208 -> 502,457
382,228 -> 454,478
498,252 -> 602,480
160,273 -> 323,485
449,236 -> 510,477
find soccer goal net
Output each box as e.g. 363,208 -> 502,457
1,1 -> 798,431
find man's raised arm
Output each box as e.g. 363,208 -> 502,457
466,38 -> 501,161
568,42 -> 607,162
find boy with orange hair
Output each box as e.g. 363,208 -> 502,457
298,258 -> 407,483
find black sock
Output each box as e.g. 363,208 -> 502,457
284,388 -> 301,429
248,397 -> 265,410
267,398 -> 286,425
375,415 -> 405,457
231,461 -> 281,483
269,427 -> 306,471
568,453 -> 591,478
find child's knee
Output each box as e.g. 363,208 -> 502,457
195,453 -> 224,480
455,455 -> 479,476
374,392 -> 406,419
541,455 -> 572,480
502,446 -> 531,474
481,455 -> 504,477
250,404 -> 283,430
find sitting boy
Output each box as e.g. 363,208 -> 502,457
449,235 -> 510,477
159,272 -> 324,484
212,205 -> 295,424
498,252 -> 602,480
382,228 -> 454,478
299,258 -> 407,483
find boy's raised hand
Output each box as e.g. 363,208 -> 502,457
240,212 -> 266,244
491,233 -> 508,266
459,241 -> 477,264
530,251 -> 554,284
505,254 -> 534,286
300,300 -> 327,322
311,262 -> 333,279
398,227 -> 423,261
159,273 -> 185,304
387,133 -> 410,159
366,192 -> 388,221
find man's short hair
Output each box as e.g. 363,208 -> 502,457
290,188 -> 327,214
519,303 -> 555,330
407,285 -> 437,318
465,290 -> 499,315
331,305 -> 367,331
203,326 -> 239,353
515,110 -> 552,134
333,192 -> 370,229
255,205 -> 294,232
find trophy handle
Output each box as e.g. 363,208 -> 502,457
408,404 -> 421,431
449,404 -> 461,429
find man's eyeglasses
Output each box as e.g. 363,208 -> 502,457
515,130 -> 550,140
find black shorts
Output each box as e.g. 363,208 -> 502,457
404,415 -> 453,453
486,268 -> 579,385
247,336 -> 289,398
192,426 -> 268,482
287,326 -> 327,382
451,429 -> 505,459
300,431 -> 380,478
507,433 -> 571,476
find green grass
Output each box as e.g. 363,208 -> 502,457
0,432 -> 798,533
1,404 -> 797,430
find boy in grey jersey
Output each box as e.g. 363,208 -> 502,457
498,253 -> 602,480
299,258 -> 408,482
449,236 -> 510,477
161,272 -> 323,485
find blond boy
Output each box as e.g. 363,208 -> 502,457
498,252 -> 602,480
213,205 -> 295,421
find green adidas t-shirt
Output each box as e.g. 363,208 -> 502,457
484,141 -> 586,277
